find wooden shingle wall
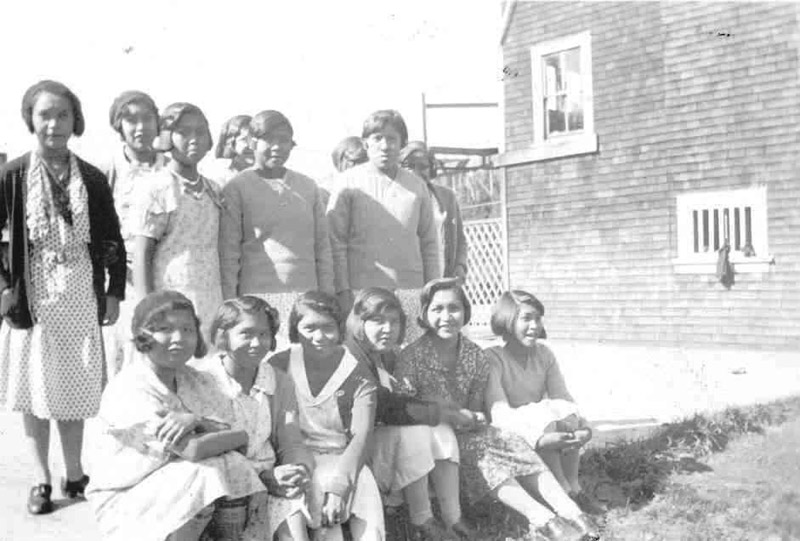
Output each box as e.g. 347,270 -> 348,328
501,2 -> 800,348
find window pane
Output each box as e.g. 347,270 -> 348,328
563,47 -> 582,92
568,100 -> 584,131
543,53 -> 562,96
546,95 -> 567,135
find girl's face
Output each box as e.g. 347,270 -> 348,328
226,311 -> 274,369
146,309 -> 198,371
512,304 -> 543,348
364,125 -> 402,173
233,128 -> 253,159
404,150 -> 433,181
170,111 -> 211,166
253,126 -> 293,169
120,102 -> 158,153
363,309 -> 402,352
31,91 -> 74,153
297,309 -> 340,356
426,289 -> 465,341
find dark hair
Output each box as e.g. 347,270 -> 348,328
331,136 -> 367,172
155,102 -> 213,152
346,287 -> 407,346
130,290 -> 207,357
215,115 -> 252,159
490,290 -> 547,341
108,90 -> 158,137
21,80 -> 85,136
418,278 -> 472,331
209,295 -> 280,352
400,140 -> 437,180
288,291 -> 344,344
250,110 -> 295,143
362,109 -> 408,148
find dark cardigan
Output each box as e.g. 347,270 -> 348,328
0,152 -> 126,328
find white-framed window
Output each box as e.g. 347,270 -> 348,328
529,31 -> 597,161
674,186 -> 774,274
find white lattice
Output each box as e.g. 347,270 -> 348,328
464,218 -> 506,328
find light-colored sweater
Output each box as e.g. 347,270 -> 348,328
219,168 -> 334,299
326,162 -> 441,292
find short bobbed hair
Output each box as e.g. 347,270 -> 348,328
155,102 -> 213,152
108,90 -> 158,137
362,109 -> 408,148
331,136 -> 367,172
288,291 -> 345,344
418,278 -> 472,332
346,287 -> 407,347
490,290 -> 547,341
21,80 -> 85,136
209,295 -> 280,352
250,110 -> 295,142
131,290 -> 207,357
400,140 -> 437,180
215,115 -> 252,159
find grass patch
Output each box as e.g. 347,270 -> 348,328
385,396 -> 800,541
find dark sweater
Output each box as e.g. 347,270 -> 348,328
0,152 -> 126,328
345,337 -> 441,427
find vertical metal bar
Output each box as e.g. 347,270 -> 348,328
500,166 -> 510,291
421,92 -> 428,146
713,209 -> 720,250
734,207 -> 741,250
702,209 -> 709,251
693,210 -> 699,253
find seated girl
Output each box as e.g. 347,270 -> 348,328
86,290 -> 264,541
345,288 -> 469,541
270,291 -> 384,541
396,279 -> 599,541
485,291 -> 606,517
203,296 -> 315,540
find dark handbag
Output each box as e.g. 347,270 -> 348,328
0,276 -> 33,328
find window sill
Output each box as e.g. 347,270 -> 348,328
672,255 -> 775,274
494,132 -> 598,167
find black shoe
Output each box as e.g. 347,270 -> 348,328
564,514 -> 601,541
27,484 -> 54,515
61,474 -> 90,499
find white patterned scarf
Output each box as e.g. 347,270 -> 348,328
26,151 -> 90,244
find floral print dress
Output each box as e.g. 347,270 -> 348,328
133,171 -> 224,339
396,333 -> 546,503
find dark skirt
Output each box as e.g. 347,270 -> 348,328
457,425 -> 546,503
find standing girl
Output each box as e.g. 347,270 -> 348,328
326,110 -> 440,343
485,291 -> 606,517
86,290 -> 264,541
219,110 -> 333,346
270,291 -> 384,541
204,296 -> 315,541
132,102 -> 224,340
205,114 -> 254,186
0,80 -> 126,515
103,90 -> 164,378
346,288 -> 470,541
396,279 -> 598,541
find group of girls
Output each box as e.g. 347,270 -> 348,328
0,79 -> 602,541
88,280 -> 604,541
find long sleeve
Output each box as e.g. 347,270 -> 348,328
313,186 -> 335,294
93,173 -> 127,300
322,378 -> 376,497
219,181 -> 244,300
326,184 -> 351,293
416,181 -> 441,282
271,370 -> 314,473
453,198 -> 468,277
375,387 -> 441,426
